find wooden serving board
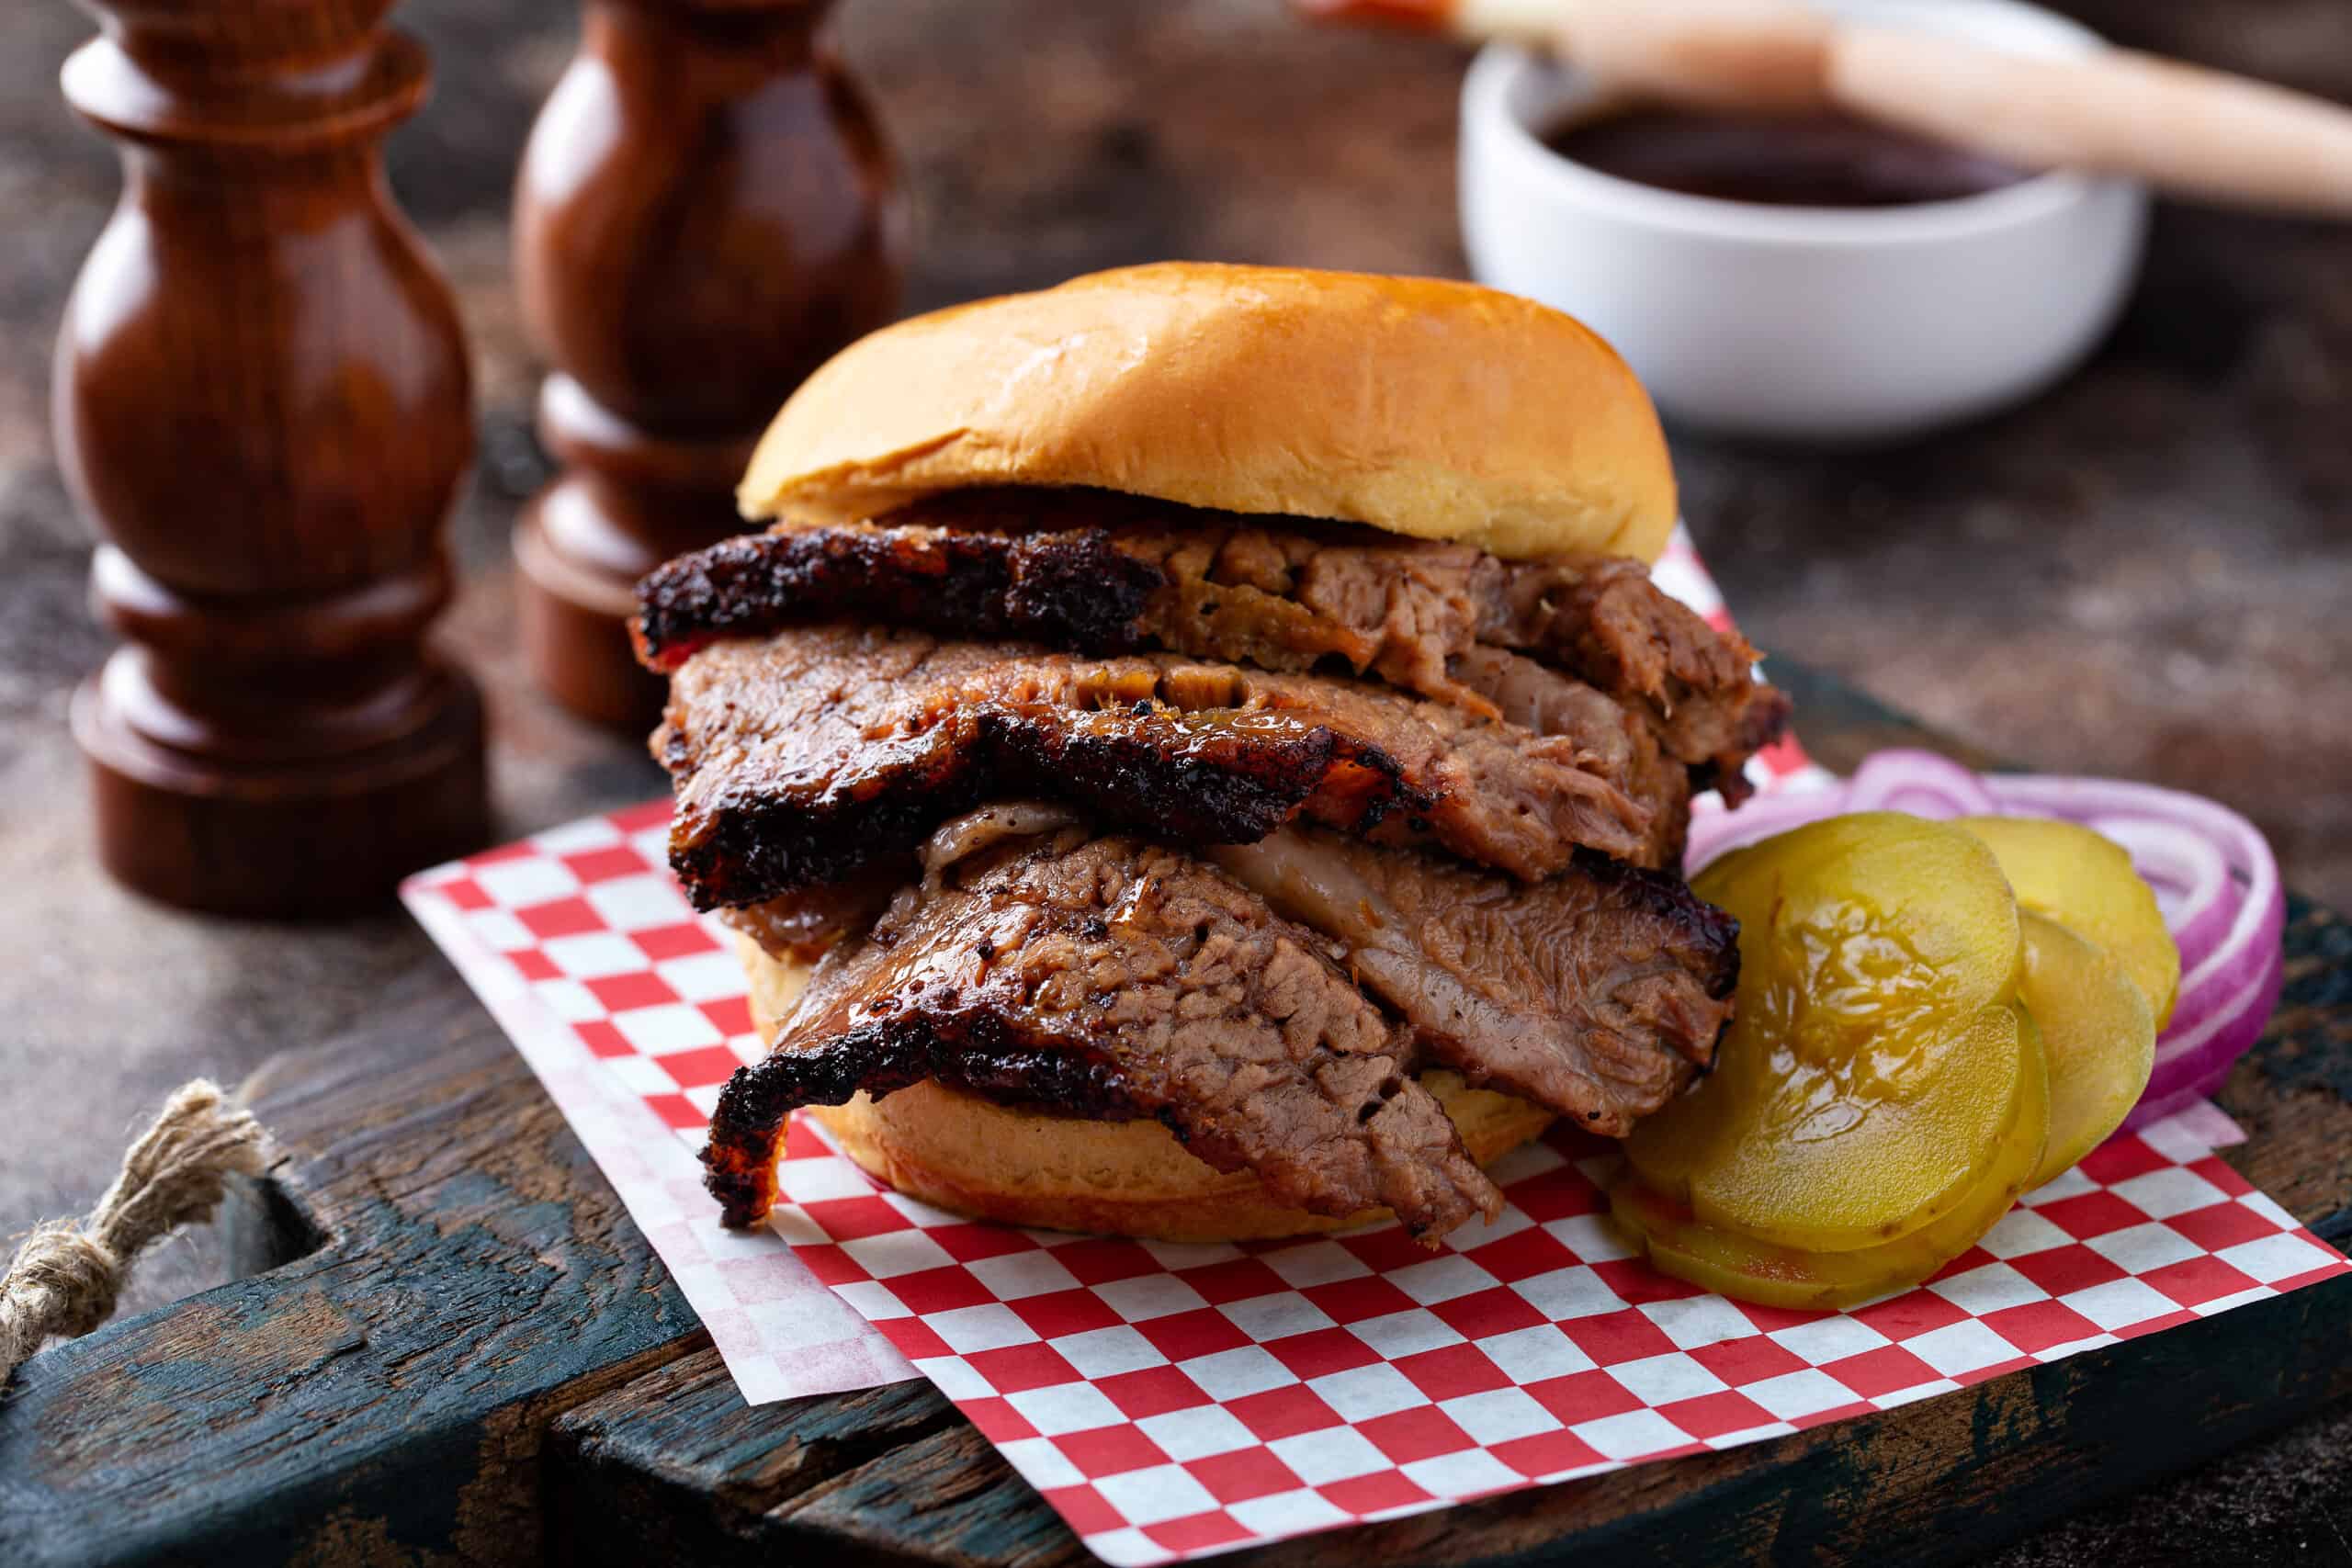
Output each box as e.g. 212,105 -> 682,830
3,664 -> 2347,1568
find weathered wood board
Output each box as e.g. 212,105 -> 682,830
3,664 -> 2347,1567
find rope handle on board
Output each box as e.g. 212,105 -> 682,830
0,1079 -> 268,1382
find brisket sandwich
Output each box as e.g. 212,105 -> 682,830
633,263 -> 1787,1247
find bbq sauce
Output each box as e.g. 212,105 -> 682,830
1543,107 -> 2030,209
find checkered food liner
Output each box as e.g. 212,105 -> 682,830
404,527 -> 2347,1561
401,799 -> 916,1403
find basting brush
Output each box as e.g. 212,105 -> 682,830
1297,0 -> 2352,217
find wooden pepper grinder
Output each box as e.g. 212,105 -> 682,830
514,0 -> 903,728
56,0 -> 489,918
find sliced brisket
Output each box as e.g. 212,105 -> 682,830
719,804 -> 1090,961
657,626 -> 1679,909
1442,644 -> 1692,867
631,488 -> 1787,796
1212,829 -> 1737,1134
722,863 -> 910,963
703,818 -> 1503,1240
1484,553 -> 1792,800
718,807 -> 1737,1140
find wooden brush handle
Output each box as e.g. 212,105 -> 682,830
1314,0 -> 1828,106
1544,0 -> 1830,115
1304,0 -> 2352,217
1830,27 -> 2352,218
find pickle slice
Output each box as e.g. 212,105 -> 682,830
1958,816 -> 2180,1028
1630,814 -> 2026,1253
2017,911 -> 2156,1188
1611,1016 -> 2051,1310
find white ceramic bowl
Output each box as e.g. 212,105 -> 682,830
1459,0 -> 2149,444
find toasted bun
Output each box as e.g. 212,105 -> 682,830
738,263 -> 1677,564
735,931 -> 1554,1244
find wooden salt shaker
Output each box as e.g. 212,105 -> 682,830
57,0 -> 489,918
513,0 -> 903,728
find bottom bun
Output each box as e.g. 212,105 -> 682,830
734,931 -> 1555,1244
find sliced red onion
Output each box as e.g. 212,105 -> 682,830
1843,749 -> 2001,817
2081,817 -> 2234,973
2120,894 -> 2285,1129
2152,962 -> 2279,1071
1690,752 -> 2287,1130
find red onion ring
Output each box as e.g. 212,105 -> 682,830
1844,749 -> 2001,817
2078,817 -> 2234,972
1685,753 -> 2286,1131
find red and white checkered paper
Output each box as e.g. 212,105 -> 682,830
403,525 -> 2346,1562
401,798 -> 918,1402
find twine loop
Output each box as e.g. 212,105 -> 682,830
1,1079 -> 267,1382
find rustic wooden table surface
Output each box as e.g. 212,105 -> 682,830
3,1 -> 2348,1562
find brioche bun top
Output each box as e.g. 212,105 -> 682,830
737,262 -> 1678,564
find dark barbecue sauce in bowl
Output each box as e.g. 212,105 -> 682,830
1542,107 -> 2032,209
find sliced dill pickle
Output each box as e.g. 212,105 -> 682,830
1957,816 -> 2180,1028
2017,911 -> 2156,1188
1628,814 -> 2025,1253
1611,1013 -> 2050,1309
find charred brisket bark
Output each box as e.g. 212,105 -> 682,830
633,489 -> 1787,797
656,626 -> 1680,908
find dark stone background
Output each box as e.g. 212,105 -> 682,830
1,1 -> 2346,1561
